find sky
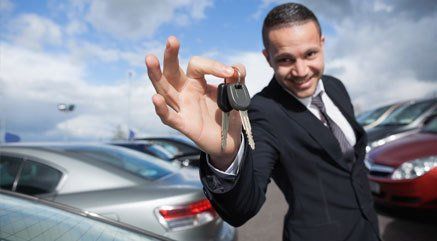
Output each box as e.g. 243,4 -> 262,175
0,0 -> 436,142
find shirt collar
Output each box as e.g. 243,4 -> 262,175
282,79 -> 324,108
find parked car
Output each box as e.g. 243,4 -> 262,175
135,136 -> 201,168
0,143 -> 236,241
366,98 -> 436,152
366,115 -> 437,209
0,190 -> 173,241
110,141 -> 183,168
356,101 -> 407,130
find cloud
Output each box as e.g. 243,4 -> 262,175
7,14 -> 62,50
1,42 -> 174,141
224,52 -> 274,96
85,0 -> 213,39
66,40 -> 161,67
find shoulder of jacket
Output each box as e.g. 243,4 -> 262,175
323,75 -> 348,92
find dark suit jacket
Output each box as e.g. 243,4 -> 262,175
200,75 -> 381,241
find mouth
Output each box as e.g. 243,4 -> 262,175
286,77 -> 312,86
291,78 -> 309,84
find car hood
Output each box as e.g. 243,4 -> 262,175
366,125 -> 415,142
369,132 -> 437,167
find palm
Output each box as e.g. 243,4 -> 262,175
171,76 -> 241,156
146,36 -> 243,159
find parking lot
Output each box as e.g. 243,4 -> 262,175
238,182 -> 437,241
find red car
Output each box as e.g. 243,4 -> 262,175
366,115 -> 437,209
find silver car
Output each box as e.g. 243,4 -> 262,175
0,143 -> 236,241
0,190 -> 173,241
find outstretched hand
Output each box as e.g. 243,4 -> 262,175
146,36 -> 246,166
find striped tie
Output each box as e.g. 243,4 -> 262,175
311,93 -> 355,162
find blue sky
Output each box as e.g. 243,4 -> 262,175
1,0 -> 436,142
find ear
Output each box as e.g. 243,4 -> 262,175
320,35 -> 325,48
262,49 -> 273,67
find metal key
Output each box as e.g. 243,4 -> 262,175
227,78 -> 255,150
217,82 -> 232,150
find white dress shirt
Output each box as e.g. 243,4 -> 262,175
207,79 -> 356,177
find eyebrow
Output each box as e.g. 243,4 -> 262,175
273,53 -> 295,60
274,47 -> 320,60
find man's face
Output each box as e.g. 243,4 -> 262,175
263,21 -> 325,98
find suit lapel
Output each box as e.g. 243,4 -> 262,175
266,78 -> 350,171
323,77 -> 367,169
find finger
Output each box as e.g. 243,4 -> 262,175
186,56 -> 235,80
163,36 -> 185,90
146,54 -> 162,82
146,54 -> 180,112
226,64 -> 246,84
152,94 -> 182,129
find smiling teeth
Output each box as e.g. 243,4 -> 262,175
293,79 -> 307,84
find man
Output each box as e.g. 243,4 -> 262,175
146,3 -> 380,241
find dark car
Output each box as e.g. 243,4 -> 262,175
366,115 -> 437,209
0,190 -> 173,241
134,136 -> 201,168
110,141 -> 183,168
356,101 -> 407,130
366,98 -> 436,152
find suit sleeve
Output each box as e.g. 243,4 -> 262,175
199,101 -> 280,227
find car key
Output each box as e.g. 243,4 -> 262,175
217,82 -> 232,150
227,76 -> 255,150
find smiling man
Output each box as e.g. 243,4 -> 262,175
146,2 -> 380,241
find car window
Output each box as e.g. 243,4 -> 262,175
422,117 -> 437,133
0,193 -> 168,241
146,145 -> 174,160
61,146 -> 173,181
358,105 -> 392,125
150,140 -> 199,156
15,160 -> 63,195
380,101 -> 435,125
0,155 -> 22,190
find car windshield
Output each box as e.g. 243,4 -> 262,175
146,144 -> 175,160
58,145 -> 173,181
422,117 -> 437,133
379,101 -> 435,126
0,193 -> 166,241
357,105 -> 393,125
149,140 -> 199,156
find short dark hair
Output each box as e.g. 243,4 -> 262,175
262,3 -> 322,49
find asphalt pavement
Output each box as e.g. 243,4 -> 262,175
237,182 -> 437,241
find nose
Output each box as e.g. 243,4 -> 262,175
291,59 -> 308,77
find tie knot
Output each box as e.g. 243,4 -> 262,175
311,93 -> 325,112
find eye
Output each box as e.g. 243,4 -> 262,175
277,57 -> 295,64
306,50 -> 318,59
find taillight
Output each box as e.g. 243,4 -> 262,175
155,199 -> 217,231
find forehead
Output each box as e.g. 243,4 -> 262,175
266,21 -> 322,55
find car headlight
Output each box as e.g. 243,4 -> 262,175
391,156 -> 437,180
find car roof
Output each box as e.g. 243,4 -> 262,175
0,143 -> 177,194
